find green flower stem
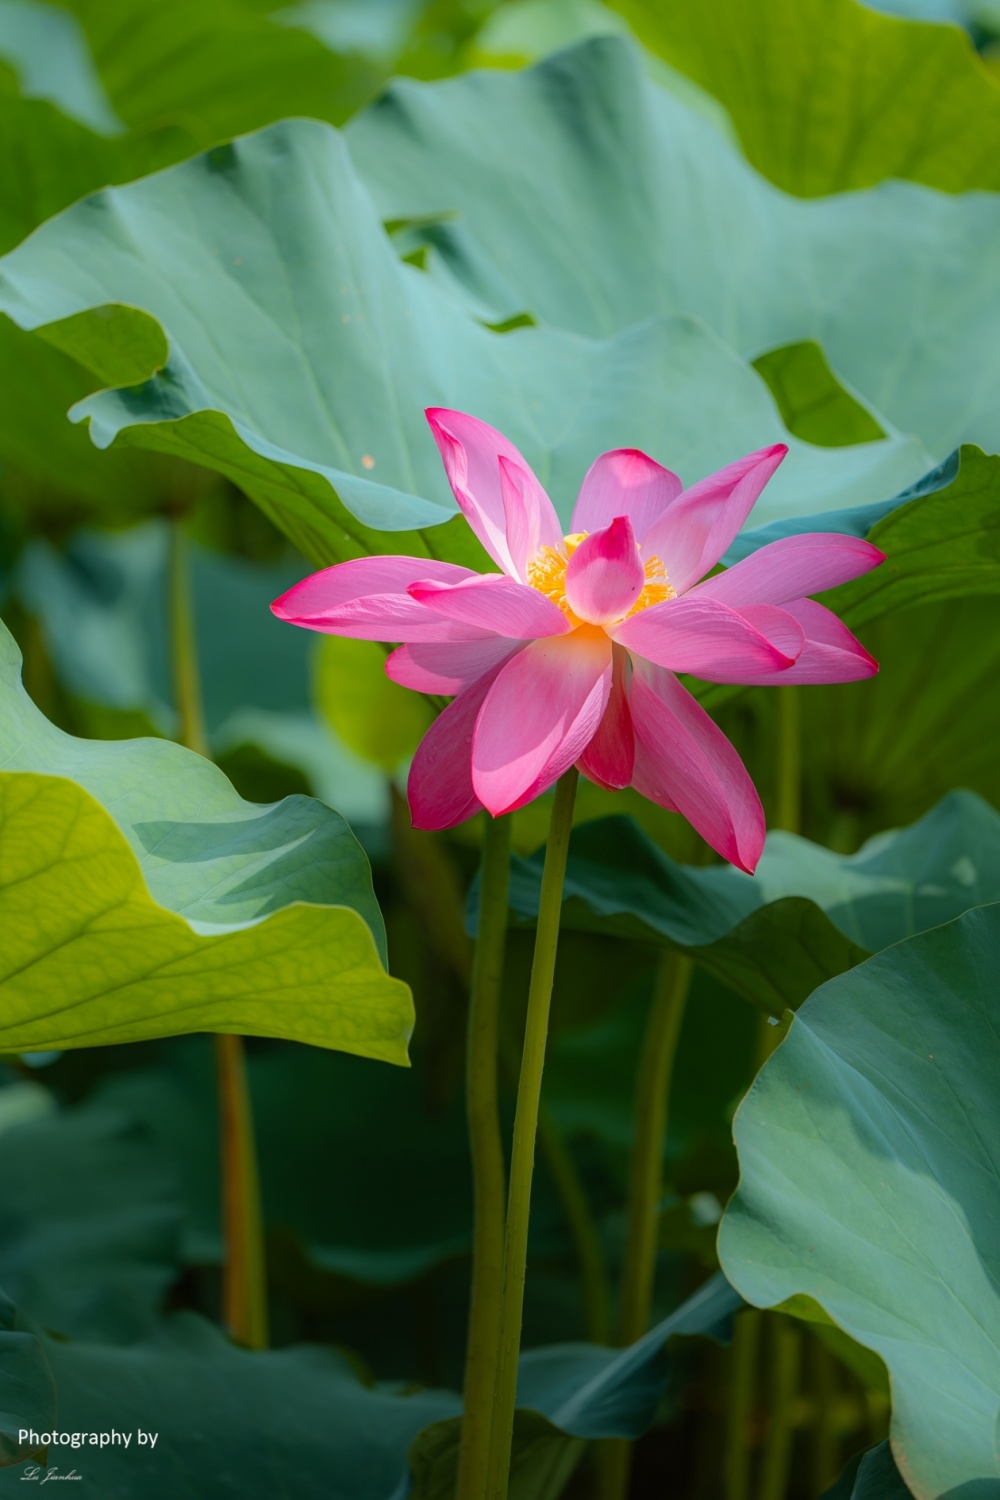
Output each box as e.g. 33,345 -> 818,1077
214,1031 -> 269,1349
168,520 -> 268,1350
489,768 -> 579,1500
457,812 -> 513,1500
388,802 -> 608,1364
602,947 -> 694,1499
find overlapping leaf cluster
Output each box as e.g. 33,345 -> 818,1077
0,0 -> 998,1495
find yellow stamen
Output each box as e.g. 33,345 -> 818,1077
630,553 -> 676,615
526,534 -> 585,621
526,533 -> 675,622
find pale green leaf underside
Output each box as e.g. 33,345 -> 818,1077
719,904 -> 1000,1496
503,791 -> 1000,1013
0,89 -> 934,567
348,39 -> 1000,461
0,771 -> 412,1061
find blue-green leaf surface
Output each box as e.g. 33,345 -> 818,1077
348,39 -> 1000,460
0,106 -> 932,565
501,792 -> 1000,1012
719,904 -> 1000,1496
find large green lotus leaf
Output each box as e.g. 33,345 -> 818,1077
348,39 -> 1000,461
0,771 -> 411,1058
608,0 -> 1000,196
502,791 -> 1000,1013
0,620 -> 412,1057
0,1089 -> 182,1342
0,117 -> 931,567
718,903 -> 1000,1496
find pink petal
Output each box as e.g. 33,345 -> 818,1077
472,630 -> 613,815
641,446 -> 788,596
500,457 -> 544,580
578,645 -> 634,790
271,556 -> 483,642
386,638 -> 521,695
407,657 -> 514,830
565,516 -> 646,625
426,408 -> 562,578
408,573 -> 571,638
571,449 -> 683,542
613,596 -> 801,683
690,533 -> 886,608
730,599 -> 879,684
629,660 -> 766,873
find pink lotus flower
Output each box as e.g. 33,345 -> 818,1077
273,411 -> 883,872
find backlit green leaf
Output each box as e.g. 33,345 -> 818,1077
0,620 -> 412,1059
609,0 -> 1000,195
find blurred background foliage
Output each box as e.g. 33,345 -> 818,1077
0,0 -> 998,1496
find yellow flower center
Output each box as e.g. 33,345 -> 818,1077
526,532 -> 676,625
